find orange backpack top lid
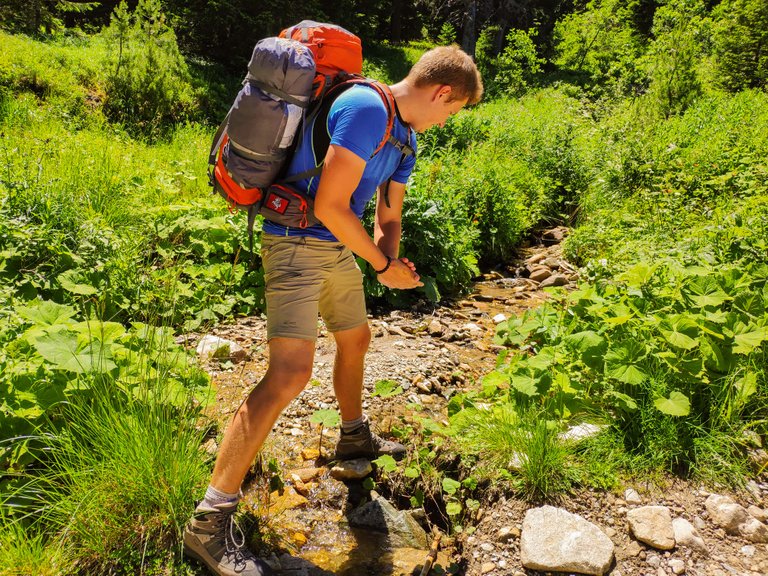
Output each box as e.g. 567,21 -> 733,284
279,20 -> 363,78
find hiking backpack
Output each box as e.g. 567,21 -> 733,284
207,20 -> 414,252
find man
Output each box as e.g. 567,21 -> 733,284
184,45 -> 483,576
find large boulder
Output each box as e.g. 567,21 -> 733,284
520,506 -> 614,575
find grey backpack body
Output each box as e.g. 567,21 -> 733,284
211,36 -> 316,193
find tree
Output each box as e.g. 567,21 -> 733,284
713,0 -> 768,91
0,0 -> 98,34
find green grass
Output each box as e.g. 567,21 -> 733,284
2,380 -> 210,575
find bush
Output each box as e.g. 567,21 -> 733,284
713,0 -> 768,92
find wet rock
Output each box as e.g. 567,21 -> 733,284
529,267 -> 552,283
196,335 -> 246,362
290,467 -> 324,483
543,227 -> 569,243
268,487 -> 308,516
330,458 -> 372,481
539,274 -> 568,288
627,506 -> 675,550
520,505 -> 614,575
347,495 -> 428,548
672,518 -> 708,555
705,494 -> 749,534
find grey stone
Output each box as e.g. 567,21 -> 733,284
705,494 -> 749,534
747,505 -> 768,523
672,518 -> 708,555
669,559 -> 686,574
347,495 -> 428,549
628,506 -> 675,550
520,506 -> 614,575
624,488 -> 643,504
196,335 -> 246,362
330,458 -> 372,481
740,517 -> 768,543
559,423 -> 604,442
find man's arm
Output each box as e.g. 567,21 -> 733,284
314,145 -> 422,289
373,180 -> 405,258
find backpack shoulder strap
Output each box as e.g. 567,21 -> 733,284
282,78 -> 413,185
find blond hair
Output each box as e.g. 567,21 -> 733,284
406,45 -> 484,105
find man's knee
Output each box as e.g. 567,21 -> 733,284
264,337 -> 315,400
335,323 -> 371,359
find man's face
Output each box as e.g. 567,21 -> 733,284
413,86 -> 468,133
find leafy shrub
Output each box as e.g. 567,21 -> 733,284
488,261 -> 768,481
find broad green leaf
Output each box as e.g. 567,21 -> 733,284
654,391 -> 691,416
605,341 -> 647,385
733,324 -> 768,355
309,409 -> 340,428
17,301 -> 76,327
563,330 -> 606,369
553,370 -> 577,394
683,275 -> 730,308
32,332 -> 116,373
372,454 -> 397,473
734,372 -> 757,402
372,379 -> 404,398
509,371 -> 543,396
442,477 -> 461,495
404,466 -> 420,479
700,337 -> 732,373
73,321 -> 126,343
481,371 -> 508,392
57,270 -> 98,295
446,501 -> 462,516
659,315 -> 699,350
618,262 -> 657,288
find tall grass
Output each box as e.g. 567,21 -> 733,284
2,378 -> 210,575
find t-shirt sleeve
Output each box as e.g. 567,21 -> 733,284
390,134 -> 417,184
327,88 -> 389,161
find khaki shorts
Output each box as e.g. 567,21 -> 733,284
261,234 -> 368,340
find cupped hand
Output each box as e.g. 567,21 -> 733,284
378,258 -> 423,289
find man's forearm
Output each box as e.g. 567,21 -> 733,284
319,206 -> 390,270
375,220 -> 401,259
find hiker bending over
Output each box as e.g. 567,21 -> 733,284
185,45 -> 483,576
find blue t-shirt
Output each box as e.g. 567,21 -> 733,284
262,84 -> 417,241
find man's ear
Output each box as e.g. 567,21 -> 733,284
433,84 -> 452,101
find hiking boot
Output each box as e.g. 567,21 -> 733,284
334,420 -> 406,461
183,500 -> 273,576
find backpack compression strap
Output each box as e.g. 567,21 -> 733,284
282,79 -> 414,186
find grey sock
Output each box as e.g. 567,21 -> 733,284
201,485 -> 240,509
342,414 -> 367,433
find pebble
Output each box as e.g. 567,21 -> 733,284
480,542 -> 495,552
669,559 -> 686,574
480,561 -> 496,574
497,526 -> 519,542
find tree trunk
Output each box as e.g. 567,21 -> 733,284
391,0 -> 402,42
461,0 -> 477,56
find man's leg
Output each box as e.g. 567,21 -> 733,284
211,336 -> 315,493
184,336 -> 314,576
331,323 -> 371,422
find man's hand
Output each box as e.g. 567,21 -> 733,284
378,257 -> 423,289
